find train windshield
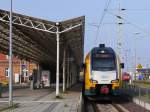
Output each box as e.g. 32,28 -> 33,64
92,54 -> 116,71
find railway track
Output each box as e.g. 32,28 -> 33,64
95,103 -> 129,112
83,97 -> 129,112
96,103 -> 119,112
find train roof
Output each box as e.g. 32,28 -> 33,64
91,46 -> 115,54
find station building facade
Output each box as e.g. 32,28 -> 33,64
0,53 -> 37,84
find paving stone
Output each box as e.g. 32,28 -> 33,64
0,84 -> 82,112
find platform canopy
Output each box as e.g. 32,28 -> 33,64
0,9 -> 85,66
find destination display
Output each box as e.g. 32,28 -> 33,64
92,53 -> 114,58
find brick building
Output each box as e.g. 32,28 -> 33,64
0,53 -> 37,84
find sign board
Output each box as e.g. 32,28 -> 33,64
41,71 -> 50,87
136,64 -> 143,69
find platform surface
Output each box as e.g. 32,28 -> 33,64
0,83 -> 82,112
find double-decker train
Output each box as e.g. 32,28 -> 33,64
83,44 -> 124,97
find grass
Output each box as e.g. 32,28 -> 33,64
134,82 -> 150,88
133,80 -> 150,88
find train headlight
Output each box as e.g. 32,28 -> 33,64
90,79 -> 98,83
111,79 -> 119,83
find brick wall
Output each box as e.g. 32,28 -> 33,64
0,54 -> 37,83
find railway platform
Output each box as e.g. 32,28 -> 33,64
0,83 -> 82,112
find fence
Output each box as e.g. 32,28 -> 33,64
122,82 -> 150,110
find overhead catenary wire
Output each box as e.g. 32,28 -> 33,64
86,22 -> 127,26
124,9 -> 150,12
94,0 -> 112,45
106,11 -> 150,37
106,8 -> 150,11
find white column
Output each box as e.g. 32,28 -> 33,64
63,47 -> 66,92
56,26 -> 60,97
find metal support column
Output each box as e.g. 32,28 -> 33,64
72,64 -> 74,85
63,47 -> 66,92
23,61 -> 26,82
9,0 -> 13,106
37,64 -> 41,89
67,52 -> 70,89
70,63 -> 73,86
55,22 -> 82,96
73,63 -> 76,85
19,60 -> 22,84
56,26 -> 60,97
69,61 -> 71,87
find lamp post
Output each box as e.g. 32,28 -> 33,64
133,32 -> 140,80
9,0 -> 13,106
124,49 -> 130,72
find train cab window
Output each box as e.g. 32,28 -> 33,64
92,56 -> 116,71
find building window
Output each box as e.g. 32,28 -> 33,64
24,70 -> 28,77
23,69 -> 28,77
5,68 -> 9,77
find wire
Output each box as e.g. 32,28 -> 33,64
125,9 -> 150,11
94,0 -> 112,44
107,8 -> 150,11
86,22 -> 127,27
106,11 -> 150,37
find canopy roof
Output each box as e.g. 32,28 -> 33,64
0,9 -> 85,66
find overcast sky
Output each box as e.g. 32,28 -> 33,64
1,0 -> 150,70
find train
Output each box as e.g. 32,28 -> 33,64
82,44 -> 124,97
122,72 -> 130,81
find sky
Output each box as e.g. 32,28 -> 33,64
0,0 -> 150,70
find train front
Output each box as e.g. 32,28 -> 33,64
84,44 -> 123,97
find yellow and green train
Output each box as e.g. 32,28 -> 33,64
83,44 -> 124,96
